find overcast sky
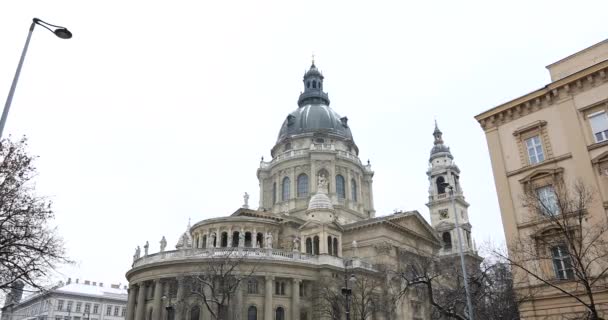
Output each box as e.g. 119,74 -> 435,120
1,0 -> 607,288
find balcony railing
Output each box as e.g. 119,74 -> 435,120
132,247 -> 375,271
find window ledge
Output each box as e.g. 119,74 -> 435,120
588,139 -> 608,151
507,153 -> 572,177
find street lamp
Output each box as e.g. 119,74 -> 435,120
1,18 -> 72,138
341,260 -> 356,320
440,182 -> 475,320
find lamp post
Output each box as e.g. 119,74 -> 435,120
1,18 -> 72,139
341,259 -> 356,320
441,182 -> 474,320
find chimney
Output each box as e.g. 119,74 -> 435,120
67,278 -> 72,285
124,286 -> 127,290
84,280 -> 90,285
99,283 -> 103,287
92,282 -> 97,286
76,279 -> 79,284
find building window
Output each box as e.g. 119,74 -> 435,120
313,236 -> 320,255
333,238 -> 338,257
76,303 -> 82,312
247,279 -> 258,294
336,175 -> 345,199
121,307 -> 126,317
247,306 -> 257,320
282,177 -> 290,201
272,182 -> 277,204
114,306 -> 119,316
525,135 -> 545,164
93,304 -> 99,314
299,282 -> 305,297
436,176 -> 446,194
297,174 -> 308,197
189,306 -> 199,320
275,307 -> 285,320
57,300 -> 64,311
327,236 -> 333,255
589,111 -> 608,142
305,238 -> 313,254
411,301 -> 422,319
84,304 -> 91,313
275,281 -> 286,295
442,232 -> 452,250
552,245 -> 574,280
537,185 -> 559,216
106,306 -> 112,316
351,179 -> 357,201
67,301 -> 72,312
56,317 -> 62,320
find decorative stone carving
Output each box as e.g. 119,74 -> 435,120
160,236 -> 167,252
265,232 -> 273,249
209,232 -> 216,248
144,241 -> 149,256
352,240 -> 359,258
243,192 -> 249,209
439,209 -> 449,219
239,231 -> 245,247
374,241 -> 392,255
317,173 -> 328,194
293,237 -> 300,251
134,246 -> 141,261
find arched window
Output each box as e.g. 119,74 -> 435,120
312,81 -> 317,89
232,231 -> 240,247
351,179 -> 357,201
313,236 -> 320,255
336,175 -> 346,199
202,235 -> 207,249
221,232 -> 228,247
272,182 -> 277,204
297,174 -> 309,198
436,176 -> 446,194
306,238 -> 313,254
327,236 -> 333,255
333,238 -> 338,257
245,232 -> 252,247
256,232 -> 264,248
190,306 -> 199,320
306,81 -> 311,89
248,306 -> 257,320
282,177 -> 290,201
442,232 -> 452,250
167,308 -> 175,320
275,307 -> 285,320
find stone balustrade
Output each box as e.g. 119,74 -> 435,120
132,247 -> 374,271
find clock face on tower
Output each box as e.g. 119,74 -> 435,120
439,209 -> 449,219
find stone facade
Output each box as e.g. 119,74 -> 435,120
126,62 -> 478,320
475,39 -> 608,319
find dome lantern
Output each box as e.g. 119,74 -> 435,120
297,60 -> 330,107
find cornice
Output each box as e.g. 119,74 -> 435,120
475,60 -> 608,130
506,153 -> 571,178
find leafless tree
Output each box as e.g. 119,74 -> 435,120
496,178 -> 608,320
394,248 -> 520,320
0,137 -> 70,298
185,248 -> 258,320
315,269 -> 385,320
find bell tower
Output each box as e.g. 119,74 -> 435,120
426,122 -> 474,255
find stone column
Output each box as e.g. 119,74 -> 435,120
253,228 -> 257,248
291,279 -> 300,320
264,276 -> 274,320
134,282 -> 146,320
175,277 -> 185,320
151,280 -> 163,320
228,228 -> 233,247
126,284 -> 137,320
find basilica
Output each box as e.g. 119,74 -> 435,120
125,62 -> 479,320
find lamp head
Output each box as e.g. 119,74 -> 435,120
54,28 -> 72,39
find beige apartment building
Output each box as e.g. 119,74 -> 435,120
475,40 -> 608,319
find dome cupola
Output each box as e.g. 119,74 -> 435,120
430,121 -> 453,161
298,61 -> 330,107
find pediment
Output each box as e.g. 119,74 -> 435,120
388,211 -> 441,243
519,167 -> 564,183
592,150 -> 608,164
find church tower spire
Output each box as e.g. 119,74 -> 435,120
298,60 -> 330,107
425,122 -> 475,256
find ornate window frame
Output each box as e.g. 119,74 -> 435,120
513,120 -> 553,167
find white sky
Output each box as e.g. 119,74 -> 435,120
1,0 -> 607,287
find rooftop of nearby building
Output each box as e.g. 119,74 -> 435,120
546,39 -> 608,81
16,280 -> 128,307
